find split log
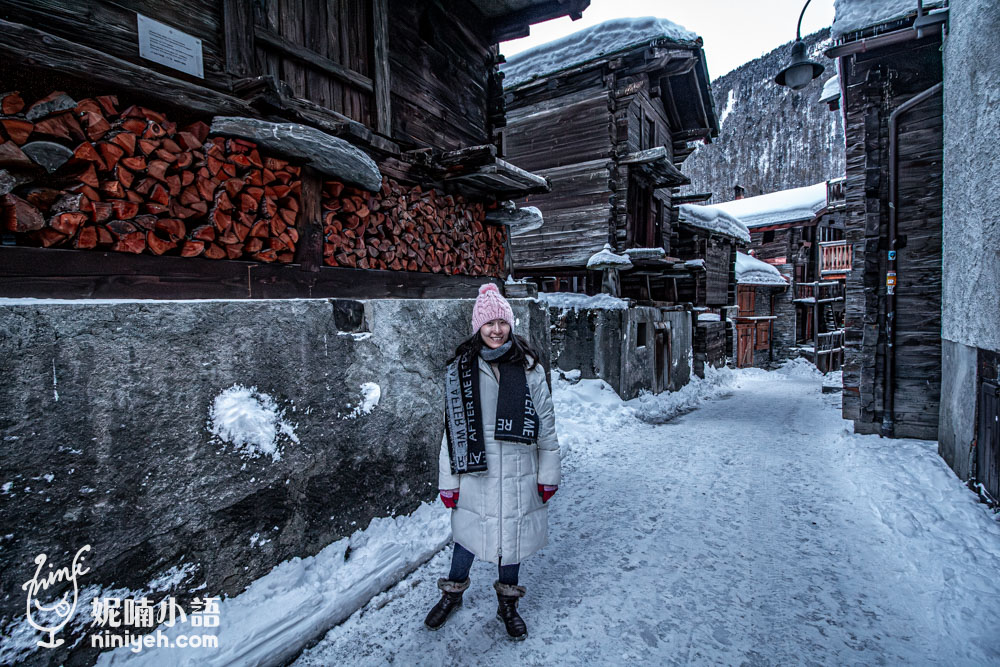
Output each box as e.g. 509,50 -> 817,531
2,193 -> 44,231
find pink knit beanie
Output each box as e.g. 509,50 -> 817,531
471,283 -> 514,333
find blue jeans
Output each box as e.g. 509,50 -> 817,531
448,542 -> 519,585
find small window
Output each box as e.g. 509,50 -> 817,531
646,117 -> 656,149
762,230 -> 775,244
636,322 -> 648,348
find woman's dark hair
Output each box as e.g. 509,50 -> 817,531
448,331 -> 540,370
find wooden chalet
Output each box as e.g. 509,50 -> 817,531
826,0 -> 946,439
0,0 -> 591,299
732,251 -> 789,369
699,179 -> 849,371
499,17 -> 736,305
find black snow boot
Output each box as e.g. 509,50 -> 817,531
424,578 -> 469,630
494,580 -> 528,640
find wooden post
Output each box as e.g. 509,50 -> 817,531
813,299 -> 820,372
223,0 -> 255,79
371,0 -> 392,136
295,166 -> 323,272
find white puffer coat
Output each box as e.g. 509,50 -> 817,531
438,356 -> 560,565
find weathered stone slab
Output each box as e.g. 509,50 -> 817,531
486,203 -> 544,235
210,116 -> 382,191
0,296 -> 549,665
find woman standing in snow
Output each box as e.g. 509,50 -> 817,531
425,283 -> 560,640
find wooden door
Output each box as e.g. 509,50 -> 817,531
977,381 -> 1000,500
737,286 -> 755,316
225,0 -> 389,132
736,324 -> 754,368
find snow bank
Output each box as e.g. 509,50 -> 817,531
553,364 -> 760,435
736,252 -> 787,286
503,17 -> 699,88
96,503 -> 451,667
536,292 -> 629,311
208,385 -> 299,461
775,357 -> 824,379
677,204 -> 751,243
832,0 -> 946,38
698,182 -> 827,230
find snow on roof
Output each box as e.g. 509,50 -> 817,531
819,74 -> 841,104
502,17 -> 699,89
536,292 -> 630,311
736,252 -> 787,286
832,0 -> 946,38
677,204 -> 751,243
700,182 -> 827,230
587,244 -> 633,270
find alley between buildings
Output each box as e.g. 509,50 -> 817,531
294,362 -> 1000,666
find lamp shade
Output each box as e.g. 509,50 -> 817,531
774,40 -> 825,90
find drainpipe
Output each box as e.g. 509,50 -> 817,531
882,81 -> 942,437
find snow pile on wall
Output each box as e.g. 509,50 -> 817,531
536,292 -> 629,312
819,74 -> 841,104
697,182 -> 827,229
586,245 -> 632,269
208,385 -> 299,461
736,252 -> 787,286
503,17 -> 699,88
96,503 -> 451,667
677,204 -> 751,243
832,0 -> 946,38
341,382 -> 381,420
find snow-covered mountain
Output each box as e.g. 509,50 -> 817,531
681,29 -> 845,204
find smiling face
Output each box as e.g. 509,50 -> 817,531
479,318 -> 511,349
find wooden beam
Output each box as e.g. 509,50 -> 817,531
294,166 -> 324,272
371,0 -> 392,136
223,0 -> 255,79
256,27 -> 375,94
0,247 -> 498,300
0,19 -> 254,116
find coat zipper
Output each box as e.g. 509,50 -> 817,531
489,359 -> 503,564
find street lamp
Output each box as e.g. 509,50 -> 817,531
774,0 -> 825,90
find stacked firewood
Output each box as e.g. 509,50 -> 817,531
0,90 -> 300,262
322,178 -> 506,276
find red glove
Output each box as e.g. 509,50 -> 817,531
538,484 -> 557,503
439,488 -> 459,509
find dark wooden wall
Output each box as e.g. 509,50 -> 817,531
2,0 -> 497,152
0,0 -> 228,87
251,0 -> 376,127
504,70 -> 613,269
839,34 -> 943,440
387,0 -> 493,151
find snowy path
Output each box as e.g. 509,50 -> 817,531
294,364 -> 1000,666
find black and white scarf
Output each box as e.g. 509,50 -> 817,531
444,341 -> 538,475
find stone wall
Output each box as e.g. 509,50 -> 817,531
0,297 -> 549,665
940,0 -> 1000,480
548,305 -> 691,400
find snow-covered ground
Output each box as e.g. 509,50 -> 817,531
293,360 -> 1000,666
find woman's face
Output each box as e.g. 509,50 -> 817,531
479,319 -> 511,349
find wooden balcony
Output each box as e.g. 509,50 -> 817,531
794,280 -> 844,303
819,240 -> 852,276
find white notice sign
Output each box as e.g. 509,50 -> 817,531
137,13 -> 204,79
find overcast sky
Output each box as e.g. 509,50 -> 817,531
501,0 -> 836,80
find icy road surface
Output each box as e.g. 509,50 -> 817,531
294,361 -> 1000,665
